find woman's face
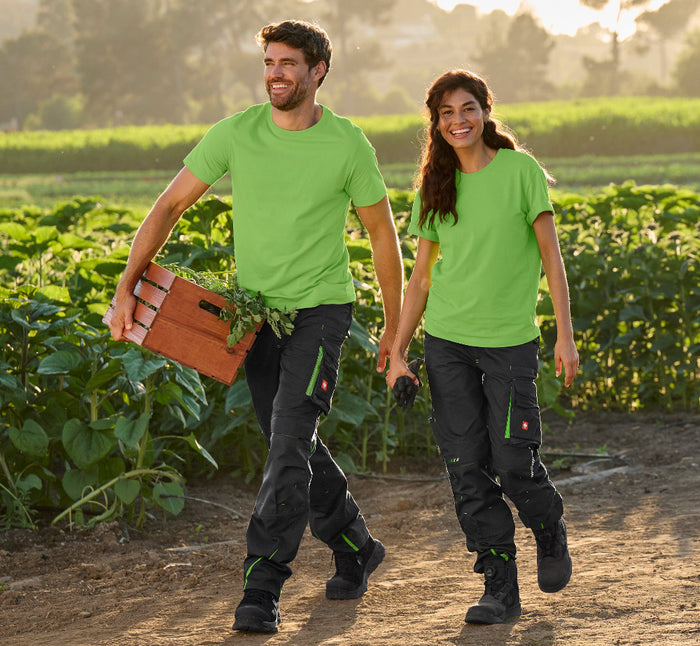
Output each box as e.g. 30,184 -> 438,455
436,87 -> 490,152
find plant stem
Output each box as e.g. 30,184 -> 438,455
51,468 -> 181,526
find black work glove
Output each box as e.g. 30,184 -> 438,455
392,357 -> 423,410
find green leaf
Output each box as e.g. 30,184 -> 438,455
0,222 -> 30,241
348,318 -> 379,354
35,285 -> 71,303
115,478 -> 141,505
347,240 -> 373,261
83,359 -> 124,392
114,413 -> 151,449
16,474 -> 42,496
329,391 -> 379,426
225,380 -> 252,411
333,451 -> 359,475
0,371 -> 19,389
184,433 -> 218,470
120,348 -> 168,382
174,366 -> 207,405
10,308 -> 51,332
619,305 -> 645,322
62,467 -> 99,500
62,418 -> 116,469
99,456 -> 126,482
9,419 -> 49,457
37,349 -> 84,374
153,481 -> 185,515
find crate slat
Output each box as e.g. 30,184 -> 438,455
134,280 -> 168,309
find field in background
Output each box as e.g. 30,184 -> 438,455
3,152 -> 700,211
2,97 -> 700,175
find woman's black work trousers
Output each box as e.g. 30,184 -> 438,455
424,333 -> 564,571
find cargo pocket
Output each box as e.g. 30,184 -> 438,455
506,369 -> 542,447
305,328 -> 345,415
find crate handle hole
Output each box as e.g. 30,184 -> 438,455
199,300 -> 222,317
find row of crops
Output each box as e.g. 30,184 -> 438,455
0,182 -> 698,530
3,97 -> 700,173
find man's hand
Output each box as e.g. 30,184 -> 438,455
555,336 -> 579,388
376,329 -> 396,373
108,290 -> 137,342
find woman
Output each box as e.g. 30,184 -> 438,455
387,70 -> 579,625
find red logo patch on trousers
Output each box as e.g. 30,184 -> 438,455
321,379 -> 328,391
522,421 -> 529,431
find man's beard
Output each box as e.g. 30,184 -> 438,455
267,78 -> 311,111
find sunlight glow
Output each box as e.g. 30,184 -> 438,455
432,0 -> 673,39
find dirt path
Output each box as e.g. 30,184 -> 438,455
1,413 -> 699,646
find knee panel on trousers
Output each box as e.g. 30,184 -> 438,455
255,433 -> 313,518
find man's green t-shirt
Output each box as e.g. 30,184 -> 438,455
409,148 -> 554,348
184,103 -> 387,310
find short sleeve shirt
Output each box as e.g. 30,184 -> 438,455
184,103 -> 387,310
409,149 -> 554,347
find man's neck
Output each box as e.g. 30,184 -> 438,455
271,102 -> 323,131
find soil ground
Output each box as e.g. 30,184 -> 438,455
1,412 -> 699,646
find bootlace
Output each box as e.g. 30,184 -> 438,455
242,588 -> 275,607
536,523 -> 565,558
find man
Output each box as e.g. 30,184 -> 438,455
108,20 -> 402,634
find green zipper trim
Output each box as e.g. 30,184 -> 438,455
505,385 -> 513,439
305,346 -> 324,396
341,533 -> 359,551
243,549 -> 279,589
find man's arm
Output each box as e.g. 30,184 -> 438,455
387,237 -> 439,388
355,195 -> 404,372
109,167 -> 211,341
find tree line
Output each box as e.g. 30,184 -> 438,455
1,0 -> 700,131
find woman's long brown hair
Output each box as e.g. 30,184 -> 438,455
415,70 -> 521,229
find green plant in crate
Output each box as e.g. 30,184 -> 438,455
166,265 -> 297,347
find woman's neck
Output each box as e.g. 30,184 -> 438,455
456,144 -> 497,173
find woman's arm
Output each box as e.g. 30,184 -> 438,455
533,211 -> 579,387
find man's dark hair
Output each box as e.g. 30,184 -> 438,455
256,20 -> 332,86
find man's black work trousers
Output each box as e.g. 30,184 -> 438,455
424,333 -> 564,571
242,303 -> 369,596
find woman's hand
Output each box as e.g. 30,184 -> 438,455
386,353 -> 416,389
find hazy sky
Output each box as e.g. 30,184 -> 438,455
434,0 -> 672,38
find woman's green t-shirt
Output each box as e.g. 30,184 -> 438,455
184,103 -> 387,310
409,148 -> 554,348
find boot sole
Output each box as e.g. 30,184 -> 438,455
326,541 -> 386,600
465,602 -> 522,625
232,609 -> 281,633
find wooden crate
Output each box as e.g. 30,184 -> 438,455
102,263 -> 261,385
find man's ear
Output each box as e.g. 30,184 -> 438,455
313,60 -> 327,82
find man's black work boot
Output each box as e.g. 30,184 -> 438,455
533,517 -> 572,593
326,536 -> 386,599
232,588 -> 280,633
465,555 -> 521,624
